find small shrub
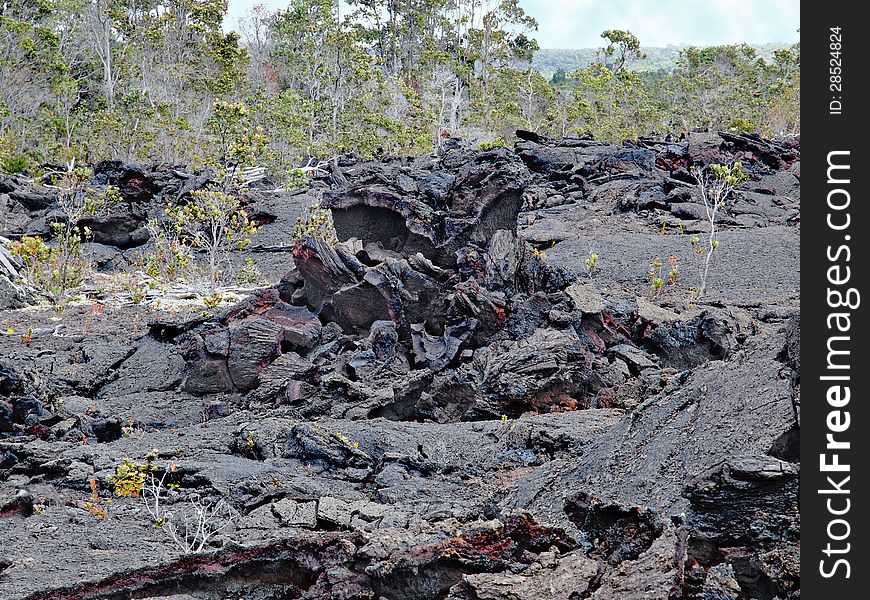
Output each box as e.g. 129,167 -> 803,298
292,203 -> 337,246
164,190 -> 258,293
285,168 -> 309,190
1,153 -> 29,175
0,134 -> 30,174
6,230 -> 89,307
142,219 -> 194,283
236,258 -> 262,285
107,458 -> 155,498
203,292 -> 223,308
85,479 -> 110,520
666,256 -> 681,285
478,137 -> 506,151
5,163 -> 119,307
83,185 -> 123,216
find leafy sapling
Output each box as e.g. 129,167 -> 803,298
164,189 -> 258,295
162,100 -> 266,294
691,161 -> 749,298
583,251 -> 600,279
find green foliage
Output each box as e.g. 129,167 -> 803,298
530,43 -> 794,78
598,29 -> 646,74
208,99 -> 267,167
293,203 -> 337,246
4,163 -> 106,307
550,68 -> 567,85
107,458 -> 155,498
708,161 -> 749,187
583,252 -> 600,278
664,43 -> 800,136
478,137 -> 507,151
203,292 -> 223,308
565,62 -> 660,142
142,220 -> 194,283
7,230 -> 88,308
83,185 -> 123,217
237,258 -> 263,285
163,189 -> 258,293
649,256 -> 680,297
1,152 -> 29,174
0,1 -> 798,169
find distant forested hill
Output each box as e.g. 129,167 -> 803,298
527,43 -> 794,77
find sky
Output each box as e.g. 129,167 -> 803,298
224,0 -> 800,49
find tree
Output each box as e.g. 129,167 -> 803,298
597,29 -> 645,74
0,2 -> 800,169
763,42 -> 800,135
667,44 -> 770,134
86,0 -> 120,107
238,3 -> 277,91
565,32 -> 660,141
517,68 -> 553,132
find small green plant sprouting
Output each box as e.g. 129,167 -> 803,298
121,427 -> 136,438
583,252 -> 600,278
130,282 -> 147,305
20,327 -> 33,344
292,203 -> 337,246
244,431 -> 256,457
691,161 -> 749,298
649,256 -> 680,297
334,431 -> 360,450
33,496 -> 47,515
664,255 -> 681,286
